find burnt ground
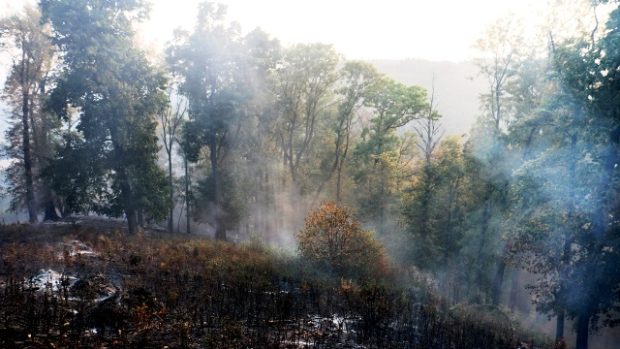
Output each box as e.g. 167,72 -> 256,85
0,220 -> 550,348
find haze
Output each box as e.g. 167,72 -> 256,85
2,0 -> 550,61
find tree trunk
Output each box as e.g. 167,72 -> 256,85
210,140 -> 226,241
126,208 -> 137,235
184,155 -> 191,234
555,310 -> 565,342
43,200 -> 60,221
137,209 -> 144,227
575,313 -> 589,349
336,165 -> 343,203
115,157 -> 135,234
168,150 -> 174,233
509,268 -> 519,311
21,64 -> 37,223
492,258 -> 506,305
475,200 -> 492,298
43,188 -> 60,221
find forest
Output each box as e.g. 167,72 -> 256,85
1,0 -> 620,348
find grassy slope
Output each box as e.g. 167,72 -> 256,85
0,223 -> 549,348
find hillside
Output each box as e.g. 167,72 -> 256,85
0,222 -> 546,348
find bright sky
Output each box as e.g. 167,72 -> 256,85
140,0 -> 551,61
1,0 -> 555,62
0,0 -> 601,145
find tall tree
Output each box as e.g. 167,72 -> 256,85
353,77 -> 426,235
272,43 -> 339,187
509,4 -> 620,348
158,87 -> 187,233
331,61 -> 379,203
167,2 -> 250,240
403,80 -> 445,269
1,6 -> 55,223
472,17 -> 525,305
41,0 -> 169,234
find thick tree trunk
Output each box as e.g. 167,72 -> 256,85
575,313 -> 589,349
115,159 -> 135,234
43,200 -> 60,221
43,188 -> 60,221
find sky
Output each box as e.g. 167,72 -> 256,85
1,0 -> 552,62
140,0 -> 550,61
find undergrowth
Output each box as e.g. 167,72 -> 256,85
0,223 -> 550,348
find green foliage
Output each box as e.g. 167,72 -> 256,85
403,137 -> 467,269
352,77 -> 427,234
167,2 -> 251,239
41,0 -> 169,230
0,6 -> 57,221
504,5 -> 620,345
192,168 -> 245,230
271,43 -> 340,188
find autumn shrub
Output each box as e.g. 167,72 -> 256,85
297,202 -> 389,279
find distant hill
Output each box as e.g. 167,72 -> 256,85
368,59 -> 487,136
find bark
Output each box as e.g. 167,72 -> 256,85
43,200 -> 60,221
555,310 -> 565,342
137,209 -> 144,227
475,200 -> 492,292
575,313 -> 589,349
114,150 -> 135,234
509,268 -> 520,311
21,57 -> 37,223
167,149 -> 174,233
210,138 -> 226,241
335,171 -> 343,203
492,258 -> 506,305
184,155 -> 191,234
126,208 -> 137,235
43,188 -> 61,221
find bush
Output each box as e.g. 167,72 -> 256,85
297,202 -> 389,279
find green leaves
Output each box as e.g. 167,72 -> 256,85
42,0 -> 170,227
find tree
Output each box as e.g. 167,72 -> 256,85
402,79 -> 444,269
41,0 -> 169,234
167,2 -> 250,240
352,77 -> 426,235
272,43 -> 339,187
471,17 -> 525,306
158,87 -> 187,233
508,4 -> 620,348
1,6 -> 56,222
319,61 -> 380,202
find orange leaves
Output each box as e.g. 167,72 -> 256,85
297,202 -> 389,279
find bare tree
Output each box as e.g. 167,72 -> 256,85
413,77 -> 443,166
